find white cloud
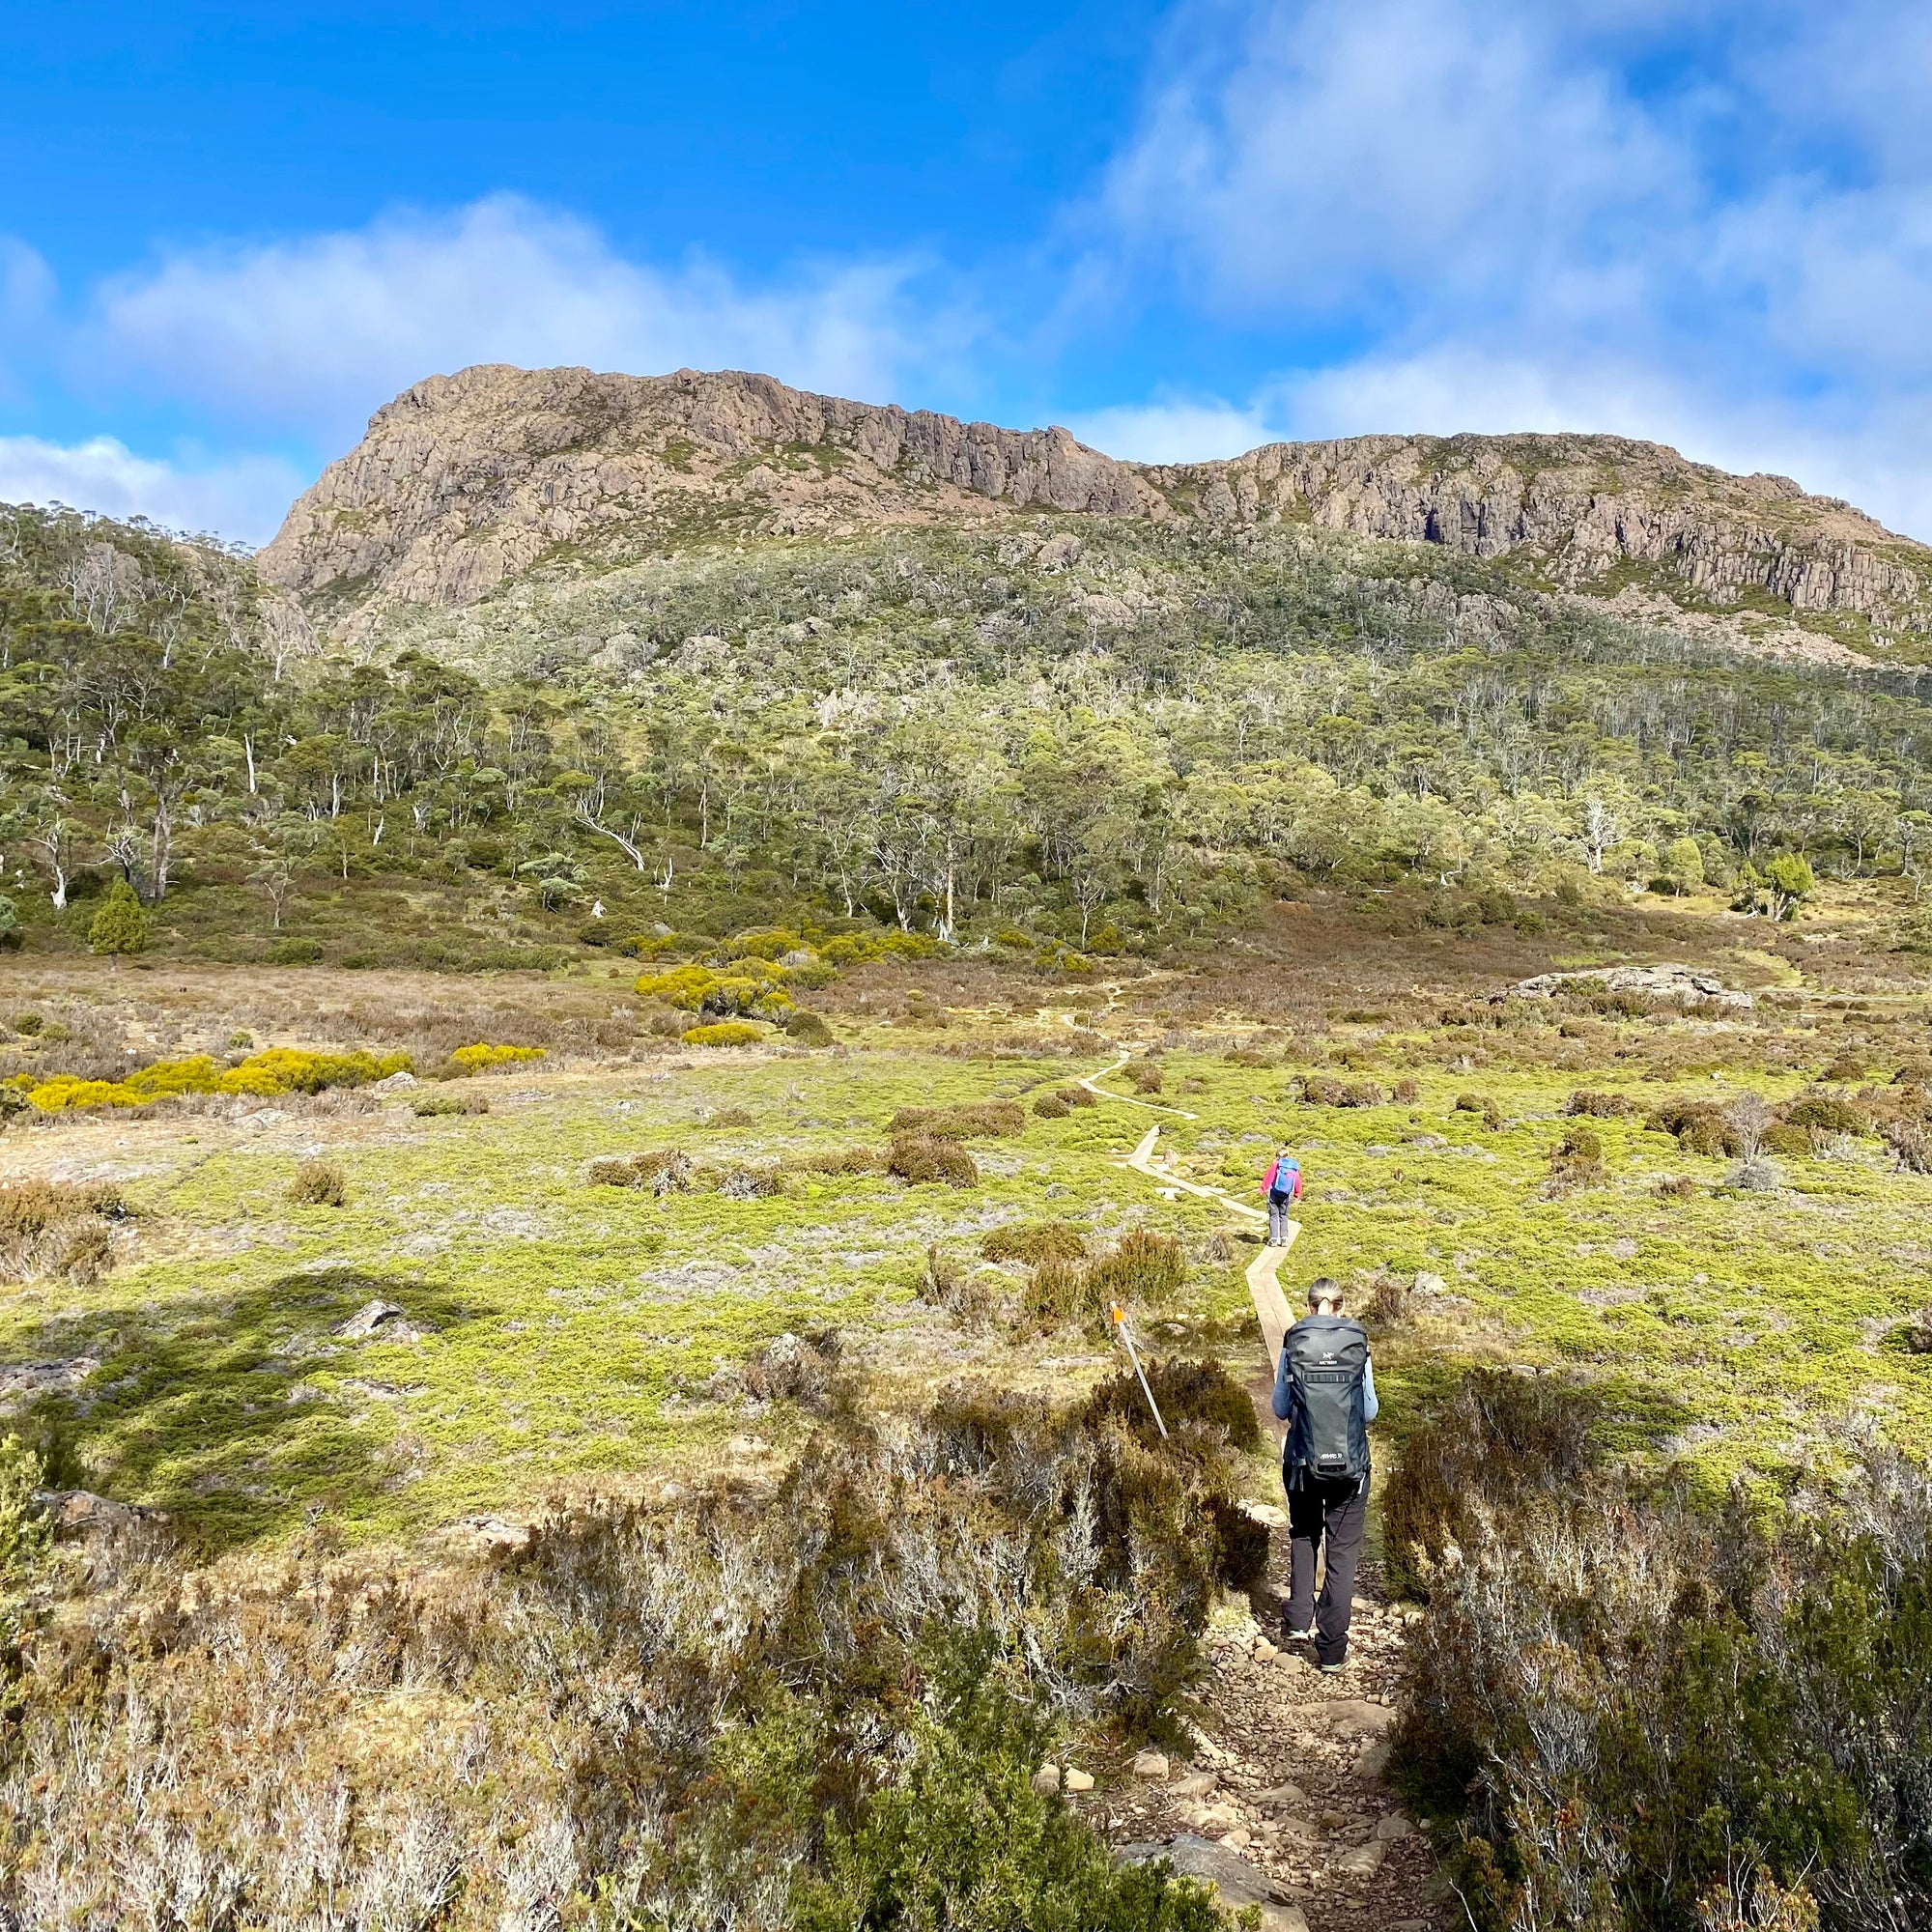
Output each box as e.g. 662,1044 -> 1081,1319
85,195 -> 959,450
1100,0 -> 1682,316
1064,395 -> 1279,463
1088,0 -> 1932,539
0,435 -> 305,546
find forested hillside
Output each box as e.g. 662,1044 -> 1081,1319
2,490 -> 1930,970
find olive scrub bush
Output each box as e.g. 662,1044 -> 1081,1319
1383,1371 -> 1932,1932
0,1360 -> 1261,1930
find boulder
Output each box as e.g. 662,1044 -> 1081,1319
1131,1750 -> 1170,1781
39,1489 -> 169,1538
1333,1839 -> 1386,1875
1255,1783 -> 1310,1811
1510,964 -> 1752,1011
1316,1698 -> 1397,1740
0,1356 -> 100,1409
1063,1768 -> 1094,1794
335,1299 -> 407,1339
1032,1765 -> 1062,1797
1168,1772 -> 1219,1799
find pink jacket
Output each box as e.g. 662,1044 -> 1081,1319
1261,1157 -> 1302,1200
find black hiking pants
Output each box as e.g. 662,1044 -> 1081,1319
1285,1472 -> 1368,1666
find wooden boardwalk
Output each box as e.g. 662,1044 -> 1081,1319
1118,1121 -> 1299,1372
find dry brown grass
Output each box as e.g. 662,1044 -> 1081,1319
0,1366 -> 1264,1928
0,1180 -> 128,1283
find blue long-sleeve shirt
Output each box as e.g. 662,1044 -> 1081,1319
1272,1341 -> 1378,1423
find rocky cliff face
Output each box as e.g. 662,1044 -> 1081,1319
260,364 -> 1932,657
259,365 -> 1166,618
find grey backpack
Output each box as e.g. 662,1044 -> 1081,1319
1281,1314 -> 1370,1485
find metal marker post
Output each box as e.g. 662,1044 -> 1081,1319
1110,1304 -> 1168,1439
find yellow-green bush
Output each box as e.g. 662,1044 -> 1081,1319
682,1021 -> 768,1048
635,962 -> 727,1009
714,927 -> 802,961
818,930 -> 944,966
27,1047 -> 412,1111
637,958 -> 791,1018
448,1043 -> 546,1074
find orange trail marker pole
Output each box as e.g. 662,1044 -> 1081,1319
1111,1304 -> 1168,1439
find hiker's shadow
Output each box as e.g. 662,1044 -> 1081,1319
14,1267 -> 478,1554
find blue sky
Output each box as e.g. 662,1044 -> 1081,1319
5,0 -> 1932,544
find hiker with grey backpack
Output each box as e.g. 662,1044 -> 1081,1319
1273,1275 -> 1377,1671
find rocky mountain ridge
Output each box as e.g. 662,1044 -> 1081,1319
259,363 -> 1932,659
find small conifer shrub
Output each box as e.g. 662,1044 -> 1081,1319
287,1160 -> 348,1208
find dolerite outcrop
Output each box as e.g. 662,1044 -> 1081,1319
260,363 -> 1932,655
259,364 -> 1167,617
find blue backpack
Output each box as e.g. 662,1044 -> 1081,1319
1267,1155 -> 1301,1201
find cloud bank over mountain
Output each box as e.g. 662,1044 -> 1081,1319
4,0 -> 1932,544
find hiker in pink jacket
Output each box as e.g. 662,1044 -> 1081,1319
1261,1148 -> 1301,1247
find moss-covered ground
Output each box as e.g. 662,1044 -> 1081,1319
3,912 -> 1929,1551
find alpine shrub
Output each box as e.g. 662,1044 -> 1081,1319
887,1102 -> 1026,1140
0,1182 -> 128,1283
781,1009 -> 835,1046
588,1149 -> 694,1194
1086,1230 -> 1186,1309
447,1042 -> 545,1075
682,1021 -> 767,1048
1566,1089 -> 1637,1118
887,1135 -> 978,1187
982,1221 -> 1088,1266
1645,1097 -> 1743,1159
1391,1416 -> 1932,1932
287,1160 -> 347,1208
798,1665 -> 1219,1932
1381,1369 -> 1604,1604
1784,1093 -> 1866,1134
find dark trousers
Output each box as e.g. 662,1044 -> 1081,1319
1285,1472 -> 1368,1665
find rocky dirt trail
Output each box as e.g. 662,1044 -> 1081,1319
1039,1533 -> 1446,1932
1048,1096 -> 1453,1932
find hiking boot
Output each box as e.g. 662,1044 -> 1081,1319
1318,1658 -> 1350,1674
1284,1626 -> 1316,1643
